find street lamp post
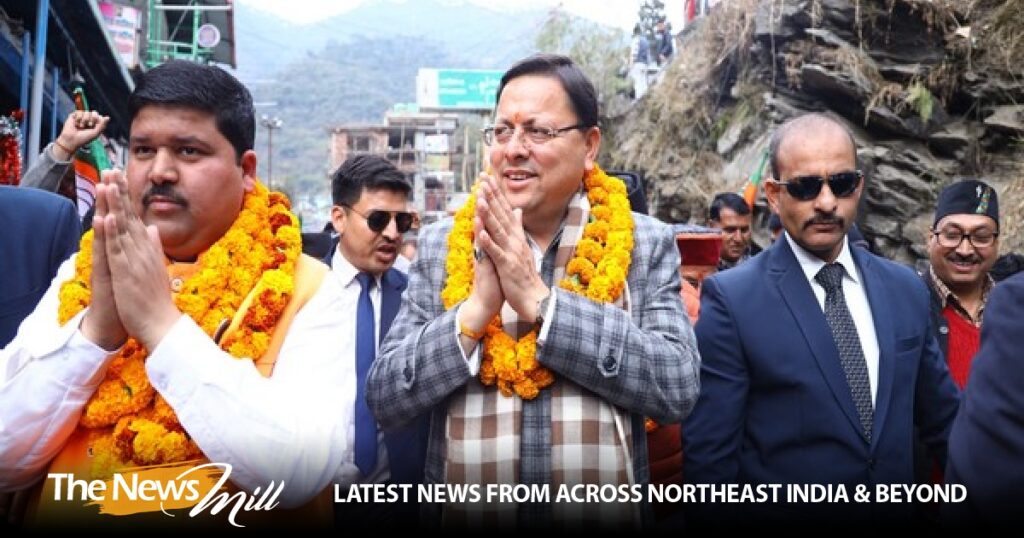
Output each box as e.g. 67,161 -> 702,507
260,115 -> 283,190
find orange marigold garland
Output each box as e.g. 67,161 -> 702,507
442,165 -> 634,400
57,181 -> 300,478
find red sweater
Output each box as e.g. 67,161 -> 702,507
943,305 -> 981,389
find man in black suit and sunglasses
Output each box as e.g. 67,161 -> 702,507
684,113 -> 959,525
325,155 -> 428,527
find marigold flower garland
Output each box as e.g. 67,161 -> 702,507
441,165 -> 634,399
57,182 -> 301,478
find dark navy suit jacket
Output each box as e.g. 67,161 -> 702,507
0,186 -> 81,347
946,272 -> 1024,525
684,237 -> 960,521
323,242 -> 429,485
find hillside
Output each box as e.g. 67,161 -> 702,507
236,0 -> 552,225
607,0 -> 1024,263
236,0 -> 549,81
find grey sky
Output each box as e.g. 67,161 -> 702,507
238,0 -> 688,31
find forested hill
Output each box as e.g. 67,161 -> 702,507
237,0 -> 550,196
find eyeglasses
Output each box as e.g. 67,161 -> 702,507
343,205 -> 415,233
776,170 -> 863,201
481,123 -> 585,146
932,227 -> 998,248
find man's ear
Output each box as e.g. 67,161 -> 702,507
240,150 -> 258,192
764,180 -> 782,215
330,205 -> 347,235
582,126 -> 602,172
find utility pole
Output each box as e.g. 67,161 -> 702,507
260,114 -> 282,190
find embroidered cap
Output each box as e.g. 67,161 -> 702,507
933,178 -> 1000,229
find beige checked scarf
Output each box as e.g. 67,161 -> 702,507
443,191 -> 637,528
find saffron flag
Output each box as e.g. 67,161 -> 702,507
71,87 -> 112,217
740,151 -> 770,209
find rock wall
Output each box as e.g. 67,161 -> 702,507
606,0 -> 1024,263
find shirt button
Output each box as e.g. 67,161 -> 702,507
603,355 -> 617,373
939,326 -> 949,335
170,277 -> 183,293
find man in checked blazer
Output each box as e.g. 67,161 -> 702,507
366,54 -> 700,529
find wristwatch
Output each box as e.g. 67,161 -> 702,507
534,292 -> 553,327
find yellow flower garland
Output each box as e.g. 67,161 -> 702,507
442,165 -> 634,399
57,182 -> 301,478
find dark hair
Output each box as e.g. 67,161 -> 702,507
496,54 -> 599,129
128,60 -> 254,162
331,155 -> 411,207
991,252 -> 1024,282
769,113 -> 857,182
709,192 -> 750,221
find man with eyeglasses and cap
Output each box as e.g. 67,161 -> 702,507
683,113 -> 959,525
322,155 -> 428,527
919,179 -> 999,389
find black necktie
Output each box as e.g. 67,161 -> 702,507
815,263 -> 873,441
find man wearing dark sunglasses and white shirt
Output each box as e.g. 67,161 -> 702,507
322,155 -> 429,527
683,113 -> 959,525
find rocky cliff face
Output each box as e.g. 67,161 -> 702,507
606,0 -> 1023,263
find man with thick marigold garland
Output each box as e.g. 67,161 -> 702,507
0,60 -> 356,527
366,53 -> 700,529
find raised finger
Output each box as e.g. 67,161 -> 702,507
103,181 -> 130,238
476,227 -> 501,261
102,213 -> 126,266
485,175 -> 517,235
107,169 -> 139,221
476,171 -> 493,189
479,194 -> 512,248
94,181 -> 109,218
91,203 -> 110,275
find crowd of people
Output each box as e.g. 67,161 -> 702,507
1,52 -> 1022,530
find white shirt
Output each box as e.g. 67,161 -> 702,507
328,248 -> 391,486
0,253 -> 356,507
785,233 -> 880,405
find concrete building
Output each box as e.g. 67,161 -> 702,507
329,107 -> 479,225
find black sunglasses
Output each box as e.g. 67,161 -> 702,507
343,205 -> 415,233
777,170 -> 863,201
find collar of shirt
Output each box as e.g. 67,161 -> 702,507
784,230 -> 880,405
785,231 -> 860,287
928,265 -> 992,326
331,248 -> 383,291
525,232 -> 544,269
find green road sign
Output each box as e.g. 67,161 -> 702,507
418,69 -> 502,110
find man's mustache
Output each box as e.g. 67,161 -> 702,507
142,184 -> 188,207
947,252 -> 982,264
803,214 -> 844,230
374,237 -> 398,249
